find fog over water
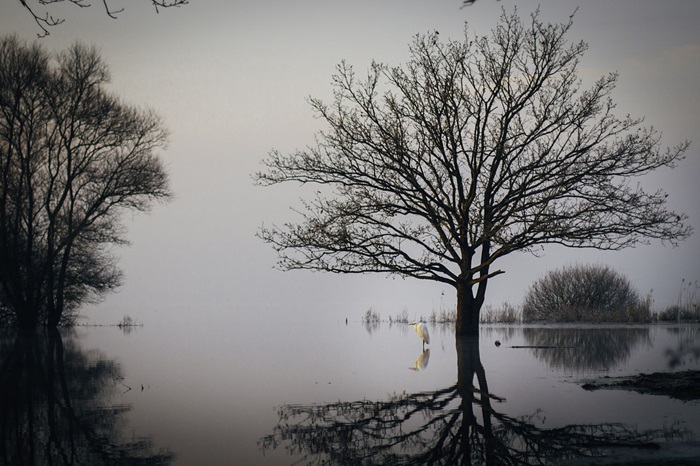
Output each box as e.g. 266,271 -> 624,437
0,1 -> 698,326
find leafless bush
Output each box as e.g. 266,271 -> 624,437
480,302 -> 521,323
522,264 -> 649,323
362,308 -> 381,323
657,279 -> 700,322
429,308 -> 457,324
388,309 -> 409,324
658,304 -> 700,322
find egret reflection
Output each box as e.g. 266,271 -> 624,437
409,348 -> 430,371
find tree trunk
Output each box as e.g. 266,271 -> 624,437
455,281 -> 483,336
16,302 -> 38,330
47,242 -> 72,328
456,335 -> 479,391
47,295 -> 61,328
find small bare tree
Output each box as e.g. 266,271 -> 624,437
0,35 -> 171,328
255,9 -> 691,336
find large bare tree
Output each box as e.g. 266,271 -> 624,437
0,35 -> 171,328
255,9 -> 691,336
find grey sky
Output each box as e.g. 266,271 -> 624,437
2,0 -> 698,325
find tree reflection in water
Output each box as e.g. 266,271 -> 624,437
261,336 -> 683,465
0,329 -> 174,466
523,327 -> 652,372
665,326 -> 700,369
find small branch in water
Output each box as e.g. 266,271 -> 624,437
115,376 -> 132,393
508,345 -> 574,349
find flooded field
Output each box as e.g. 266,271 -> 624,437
2,322 -> 699,465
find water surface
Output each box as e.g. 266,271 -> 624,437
2,322 -> 699,465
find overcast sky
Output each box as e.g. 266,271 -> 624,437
2,0 -> 698,325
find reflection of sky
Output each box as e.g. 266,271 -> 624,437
77,323 -> 700,465
1,1 -> 699,326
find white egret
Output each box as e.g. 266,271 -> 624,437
410,321 -> 430,350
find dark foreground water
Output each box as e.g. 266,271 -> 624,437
1,322 -> 699,465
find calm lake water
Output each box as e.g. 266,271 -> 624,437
2,321 -> 699,465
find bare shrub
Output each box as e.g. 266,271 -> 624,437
362,308 -> 381,323
658,305 -> 700,322
480,302 -> 521,324
429,308 -> 457,324
522,264 -> 648,323
389,309 -> 410,324
658,279 -> 700,322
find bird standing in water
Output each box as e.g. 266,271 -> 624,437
410,321 -> 430,350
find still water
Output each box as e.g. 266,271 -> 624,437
1,321 -> 699,465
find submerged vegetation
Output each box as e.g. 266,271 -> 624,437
656,279 -> 700,322
479,302 -> 521,324
364,303 -> 512,326
116,315 -> 142,333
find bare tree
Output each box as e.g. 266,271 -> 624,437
18,0 -> 188,38
0,35 -> 171,328
255,8 -> 691,336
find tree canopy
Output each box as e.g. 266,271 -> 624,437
0,35 -> 171,328
255,8 -> 691,335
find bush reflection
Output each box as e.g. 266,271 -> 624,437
522,326 -> 652,372
0,329 -> 174,466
